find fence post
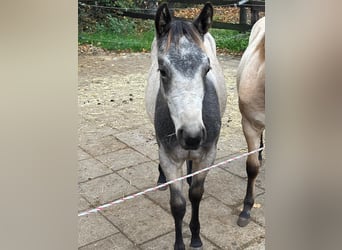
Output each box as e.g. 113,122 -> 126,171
251,6 -> 259,26
239,6 -> 247,25
146,0 -> 158,14
169,2 -> 175,17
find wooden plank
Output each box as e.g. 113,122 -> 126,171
118,11 -> 252,31
168,0 -> 264,8
168,0 -> 238,6
119,11 -> 155,20
211,21 -> 252,31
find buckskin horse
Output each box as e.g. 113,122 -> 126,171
236,16 -> 265,227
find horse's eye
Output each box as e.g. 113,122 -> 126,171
205,66 -> 211,75
159,69 -> 167,78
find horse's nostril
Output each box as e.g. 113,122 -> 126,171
185,136 -> 201,147
177,127 -> 204,150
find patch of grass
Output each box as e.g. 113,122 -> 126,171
79,29 -> 155,52
210,29 -> 250,53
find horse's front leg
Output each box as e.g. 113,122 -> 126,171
188,170 -> 206,250
238,117 -> 264,227
170,181 -> 186,250
159,149 -> 186,250
188,149 -> 216,250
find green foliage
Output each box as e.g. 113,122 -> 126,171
95,15 -> 136,34
79,28 -> 155,52
78,0 -> 147,33
211,29 -> 249,52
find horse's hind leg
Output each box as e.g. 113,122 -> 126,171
157,164 -> 168,191
186,160 -> 193,186
238,118 -> 263,227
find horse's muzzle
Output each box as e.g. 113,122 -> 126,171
177,126 -> 207,150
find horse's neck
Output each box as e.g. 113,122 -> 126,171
203,33 -> 227,117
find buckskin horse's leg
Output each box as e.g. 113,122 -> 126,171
238,117 -> 263,227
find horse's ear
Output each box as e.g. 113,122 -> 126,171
193,3 -> 213,35
155,3 -> 172,38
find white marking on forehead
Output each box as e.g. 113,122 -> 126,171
177,36 -> 202,56
164,36 -> 208,77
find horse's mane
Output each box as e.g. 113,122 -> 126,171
165,20 -> 203,51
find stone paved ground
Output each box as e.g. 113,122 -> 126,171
78,52 -> 265,250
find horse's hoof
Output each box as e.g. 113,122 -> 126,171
174,243 -> 185,250
190,238 -> 203,250
190,246 -> 203,250
237,216 -> 251,227
237,210 -> 251,227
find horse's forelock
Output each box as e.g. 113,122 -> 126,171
163,21 -> 204,52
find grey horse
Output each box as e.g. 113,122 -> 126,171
145,3 -> 227,250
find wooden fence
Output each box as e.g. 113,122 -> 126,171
79,0 -> 265,32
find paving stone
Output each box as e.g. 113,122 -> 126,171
205,167 -> 263,206
79,196 -> 91,212
79,173 -> 138,206
79,122 -> 118,142
79,233 -> 139,250
140,226 -> 218,250
216,136 -> 247,161
132,140 -> 159,161
217,156 -> 247,178
117,161 -> 158,189
190,197 -> 265,249
244,237 -> 265,250
80,135 -> 127,156
146,185 -> 176,213
96,148 -> 150,171
78,158 -> 112,183
78,147 -> 92,160
103,196 -> 174,245
78,213 -> 118,247
115,125 -> 155,147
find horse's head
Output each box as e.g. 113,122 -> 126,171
155,3 -> 213,150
